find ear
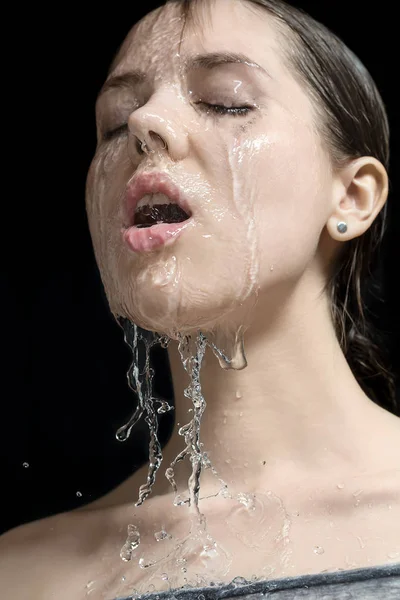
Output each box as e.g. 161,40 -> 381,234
326,157 -> 389,241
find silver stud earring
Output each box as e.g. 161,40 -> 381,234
337,221 -> 347,234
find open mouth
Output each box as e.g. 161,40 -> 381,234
123,195 -> 193,253
133,193 -> 191,228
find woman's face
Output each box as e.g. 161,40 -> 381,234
86,0 -> 334,337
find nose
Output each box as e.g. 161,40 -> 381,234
127,92 -> 189,162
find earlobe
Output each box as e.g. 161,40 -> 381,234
327,157 -> 388,241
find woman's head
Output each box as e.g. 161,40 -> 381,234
86,0 -> 396,410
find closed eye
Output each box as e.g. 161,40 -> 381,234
101,101 -> 255,142
194,102 -> 254,116
102,123 -> 129,141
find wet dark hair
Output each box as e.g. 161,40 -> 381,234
176,0 -> 397,415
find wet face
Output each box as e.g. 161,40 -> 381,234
86,0 -> 333,338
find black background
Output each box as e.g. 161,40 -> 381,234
2,1 -> 399,535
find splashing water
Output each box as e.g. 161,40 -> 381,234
115,319 -> 171,507
120,524 -> 141,562
115,318 -> 239,515
115,317 -> 255,579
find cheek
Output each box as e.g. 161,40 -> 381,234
86,142 -> 131,231
230,119 -> 330,280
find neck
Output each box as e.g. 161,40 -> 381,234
157,277 -> 378,501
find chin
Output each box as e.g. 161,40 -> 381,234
106,282 -> 258,343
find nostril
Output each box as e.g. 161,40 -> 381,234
149,131 -> 168,151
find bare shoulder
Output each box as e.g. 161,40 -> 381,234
0,517 -> 56,600
0,508 -> 113,600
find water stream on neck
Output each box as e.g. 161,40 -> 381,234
116,317 -> 265,575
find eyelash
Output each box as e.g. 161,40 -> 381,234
102,103 -> 254,141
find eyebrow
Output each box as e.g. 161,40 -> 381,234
97,51 -> 270,99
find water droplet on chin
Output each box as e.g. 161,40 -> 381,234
76,491 -> 82,497
336,483 -> 345,489
388,551 -> 400,559
313,546 -> 325,555
22,462 -> 29,468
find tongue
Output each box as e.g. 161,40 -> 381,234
134,203 -> 189,228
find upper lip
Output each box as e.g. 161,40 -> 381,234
124,171 -> 193,227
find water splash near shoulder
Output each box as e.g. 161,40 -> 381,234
120,524 -> 141,562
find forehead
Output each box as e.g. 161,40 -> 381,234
108,0 -> 285,82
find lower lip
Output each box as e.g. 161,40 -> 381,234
122,219 -> 193,253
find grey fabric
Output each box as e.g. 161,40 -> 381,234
116,562 -> 400,600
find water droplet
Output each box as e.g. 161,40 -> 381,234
116,429 -> 129,442
270,265 -> 274,271
337,483 -> 345,489
161,573 -> 169,581
157,400 -> 172,414
22,462 -> 29,468
356,536 -> 366,549
121,576 -> 126,582
313,546 -> 324,555
76,491 -> 82,498
353,489 -> 363,497
235,390 -> 242,399
388,551 -> 400,559
181,567 -> 187,573
139,557 -> 157,569
120,524 -> 140,562
86,580 -> 95,589
154,529 -> 170,541
237,492 -> 255,510
200,543 -> 218,560
232,576 -> 248,586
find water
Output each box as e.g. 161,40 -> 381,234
115,318 -> 248,513
116,317 -> 250,579
120,524 -> 141,562
154,529 -> 171,542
